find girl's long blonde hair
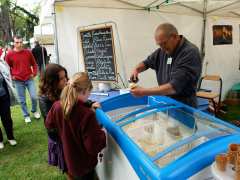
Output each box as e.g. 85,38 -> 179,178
60,72 -> 93,120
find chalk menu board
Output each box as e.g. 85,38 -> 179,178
80,26 -> 117,81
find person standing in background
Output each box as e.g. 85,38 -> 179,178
0,46 -> 3,57
32,41 -> 48,74
0,45 -> 12,61
0,52 -> 18,149
5,36 -> 41,123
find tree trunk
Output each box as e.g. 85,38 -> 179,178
0,0 -> 13,44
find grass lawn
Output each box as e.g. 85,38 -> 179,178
0,96 -> 66,179
219,105 -> 240,126
221,105 -> 240,121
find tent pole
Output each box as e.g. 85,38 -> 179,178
145,0 -> 163,8
53,0 -> 60,64
178,3 -> 202,14
153,1 -> 202,14
230,11 -> 240,17
151,1 -> 167,10
114,0 -> 144,9
207,0 -> 240,14
200,0 -> 207,62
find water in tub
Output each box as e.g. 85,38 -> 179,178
106,106 -> 233,168
122,111 -> 195,159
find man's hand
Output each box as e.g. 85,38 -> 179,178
130,86 -> 146,97
130,62 -> 146,83
130,69 -> 139,83
131,83 -> 176,97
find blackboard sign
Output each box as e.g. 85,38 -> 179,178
80,26 -> 117,81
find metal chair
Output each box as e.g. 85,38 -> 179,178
196,75 -> 222,116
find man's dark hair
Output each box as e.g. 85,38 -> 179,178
34,41 -> 40,46
39,63 -> 68,101
14,35 -> 22,40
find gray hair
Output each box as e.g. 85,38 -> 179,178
156,23 -> 178,37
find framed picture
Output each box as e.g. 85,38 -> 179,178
213,25 -> 232,45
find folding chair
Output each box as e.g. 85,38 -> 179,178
196,75 -> 222,116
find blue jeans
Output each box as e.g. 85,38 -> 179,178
14,79 -> 38,118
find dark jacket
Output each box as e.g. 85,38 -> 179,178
39,95 -> 54,121
143,36 -> 202,107
32,45 -> 47,69
39,94 -> 97,172
45,99 -> 106,177
39,95 -> 67,172
39,95 -> 96,141
39,95 -> 95,121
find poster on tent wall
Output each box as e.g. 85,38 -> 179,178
213,25 -> 232,45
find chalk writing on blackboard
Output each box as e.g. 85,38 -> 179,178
80,26 -> 117,81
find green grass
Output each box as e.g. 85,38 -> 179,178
0,96 -> 66,179
219,105 -> 240,127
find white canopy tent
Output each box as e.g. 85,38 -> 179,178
53,0 -> 240,17
39,0 -> 240,98
52,0 -> 240,59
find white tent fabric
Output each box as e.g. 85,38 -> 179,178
56,0 -> 240,17
119,0 -> 240,17
55,0 -> 240,57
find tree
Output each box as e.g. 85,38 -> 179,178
0,0 -> 12,45
0,0 -> 39,46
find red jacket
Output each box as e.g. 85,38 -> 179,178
45,99 -> 106,177
5,49 -> 38,81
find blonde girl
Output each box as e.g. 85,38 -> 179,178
45,72 -> 106,180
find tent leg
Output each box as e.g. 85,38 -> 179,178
53,1 -> 60,64
200,0 -> 207,62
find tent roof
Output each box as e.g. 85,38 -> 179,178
55,0 -> 240,17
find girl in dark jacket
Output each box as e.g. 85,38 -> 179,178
39,64 -> 68,172
45,72 -> 106,180
39,64 -> 101,178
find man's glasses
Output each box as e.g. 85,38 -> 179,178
158,37 -> 170,48
14,41 -> 22,44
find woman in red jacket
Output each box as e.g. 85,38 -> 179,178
45,72 -> 106,180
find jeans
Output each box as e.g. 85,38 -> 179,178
14,79 -> 38,118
